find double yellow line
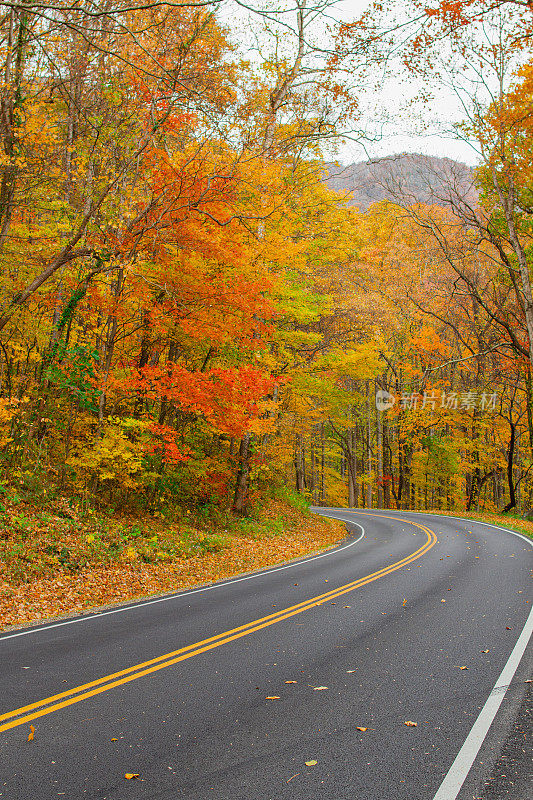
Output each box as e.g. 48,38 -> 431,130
0,514 -> 437,734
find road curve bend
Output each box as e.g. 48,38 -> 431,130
0,509 -> 531,800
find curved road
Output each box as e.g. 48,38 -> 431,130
0,509 -> 531,799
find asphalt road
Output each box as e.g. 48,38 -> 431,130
0,509 -> 531,800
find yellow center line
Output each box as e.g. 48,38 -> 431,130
0,514 -> 437,734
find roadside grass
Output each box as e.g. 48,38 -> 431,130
0,486 -> 345,631
7,485 -> 529,633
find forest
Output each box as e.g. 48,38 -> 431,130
1,0 -> 533,622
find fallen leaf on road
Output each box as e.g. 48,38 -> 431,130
441,599 -> 446,603
111,738 -> 118,741
506,627 -> 512,630
284,681 -> 297,684
404,721 -> 417,727
459,666 -> 468,670
313,686 -> 328,691
343,605 -> 351,608
402,598 -> 407,606
481,650 -> 489,654
346,670 -> 356,673
305,760 -> 317,766
266,696 -> 280,700
356,727 -> 367,732
27,725 -> 35,742
124,774 -> 140,780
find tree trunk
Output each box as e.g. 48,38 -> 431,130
401,446 -> 412,510
0,7 -> 27,250
502,422 -> 516,513
347,429 -> 358,507
97,269 -> 123,426
526,368 -> 533,457
376,378 -> 383,508
366,380 -> 372,508
233,433 -> 252,514
383,421 -> 391,508
295,434 -> 305,493
492,171 -> 533,369
320,422 -> 326,504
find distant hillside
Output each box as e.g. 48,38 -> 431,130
324,153 -> 475,211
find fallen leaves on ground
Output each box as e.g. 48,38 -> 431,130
27,725 -> 35,741
404,721 -> 417,727
124,773 -> 140,780
266,696 -> 280,700
284,680 -> 297,684
0,500 -> 344,630
305,760 -> 317,766
356,727 -> 367,731
313,686 -> 328,690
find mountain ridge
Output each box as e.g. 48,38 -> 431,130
324,152 -> 475,211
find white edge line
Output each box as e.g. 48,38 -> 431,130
432,600 -> 533,800
0,514 -> 365,643
2,506 -> 529,791
319,508 -> 533,800
412,512 -> 533,800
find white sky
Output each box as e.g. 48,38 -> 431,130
227,0 -> 483,166
334,0 -> 481,165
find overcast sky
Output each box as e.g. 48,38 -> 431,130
229,0 -> 482,166
334,0 -> 480,166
